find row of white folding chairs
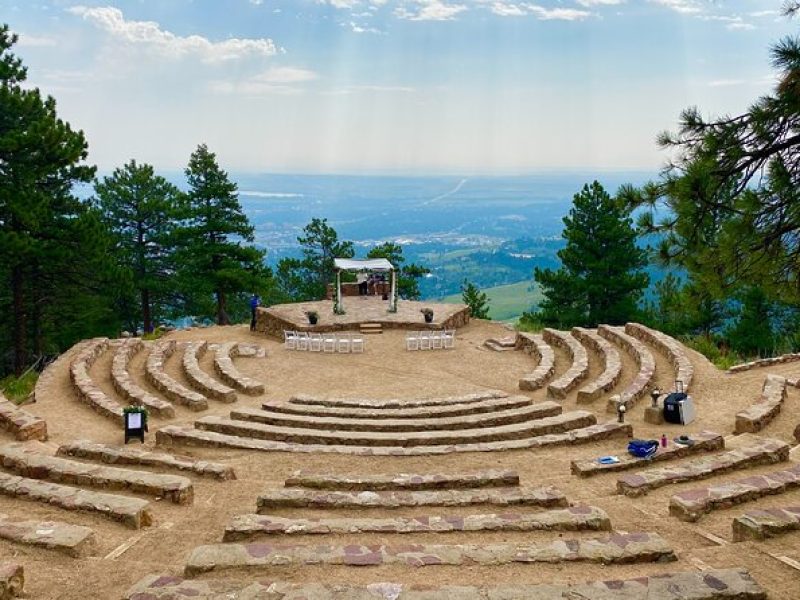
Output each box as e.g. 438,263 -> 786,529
406,330 -> 455,351
284,330 -> 365,353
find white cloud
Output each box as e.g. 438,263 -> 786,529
318,0 -> 361,8
323,84 -> 415,95
209,66 -> 317,96
249,0 -> 264,5
488,2 -> 526,17
727,21 -> 755,31
576,0 -> 623,6
349,21 -> 384,33
523,3 -> 592,20
649,0 -> 701,15
67,5 -> 278,63
395,0 -> 468,21
749,10 -> 778,18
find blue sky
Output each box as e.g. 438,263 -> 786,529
2,0 -> 794,173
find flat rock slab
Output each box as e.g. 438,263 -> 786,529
184,532 -> 675,576
571,431 -> 724,477
0,397 -> 47,442
257,487 -> 567,511
289,391 -> 508,409
732,506 -> 800,541
156,421 -> 632,456
233,402 -> 562,433
0,472 -> 151,529
0,515 -> 95,557
125,568 -> 767,600
0,563 -> 23,600
195,411 -> 597,447
263,395 -> 533,420
223,506 -> 611,541
0,443 -> 193,504
57,440 -> 235,480
617,438 -> 790,497
669,463 -> 800,522
284,469 -> 520,491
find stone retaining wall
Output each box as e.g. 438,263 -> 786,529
289,390 -> 508,409
284,469 -> 520,491
145,341 -> 208,411
212,342 -> 265,395
542,328 -> 590,398
515,332 -> 555,390
598,325 -> 656,413
182,342 -> 236,403
572,327 -> 622,403
111,339 -> 175,418
734,374 -> 787,434
0,395 -> 47,442
625,322 -> 694,391
732,506 -> 800,541
728,353 -> 800,374
68,338 -> 124,422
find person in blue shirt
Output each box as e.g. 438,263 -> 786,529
249,294 -> 260,331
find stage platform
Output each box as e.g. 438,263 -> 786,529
256,297 -> 470,338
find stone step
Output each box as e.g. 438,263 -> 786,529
69,338 -> 125,422
195,411 -> 596,447
0,443 -> 193,504
232,402 -> 562,433
0,515 -> 96,557
598,325 -> 656,413
669,463 -> 800,522
283,469 -> 520,491
572,327 -> 623,403
262,395 -> 533,420
212,342 -> 265,395
483,340 -> 513,352
0,563 -> 23,600
732,506 -> 800,541
734,374 -> 787,434
360,323 -> 383,334
0,395 -> 47,442
182,342 -> 237,403
542,328 -> 590,399
571,431 -> 725,477
0,472 -> 152,529
145,341 -> 208,411
625,322 -> 694,392
223,506 -> 611,541
516,332 -> 555,391
111,339 -> 175,418
156,421 -> 632,456
289,390 -> 508,409
184,532 -> 675,576
257,486 -> 566,511
617,438 -> 791,497
124,568 -> 768,600
56,440 -> 235,480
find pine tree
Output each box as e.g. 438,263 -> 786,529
367,242 -> 429,300
533,181 -> 649,328
727,287 -> 775,357
461,280 -> 490,319
177,144 -> 268,325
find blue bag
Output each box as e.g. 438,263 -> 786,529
627,439 -> 658,459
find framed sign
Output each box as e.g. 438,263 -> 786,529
124,409 -> 147,444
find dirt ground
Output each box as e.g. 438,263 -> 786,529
6,319 -> 800,599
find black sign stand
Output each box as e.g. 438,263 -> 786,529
124,411 -> 148,444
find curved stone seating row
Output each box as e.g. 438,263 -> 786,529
156,420 -> 632,456
111,339 -> 175,418
68,337 -> 125,422
195,410 -> 596,447
57,440 -> 235,480
231,401 -> 562,433
212,342 -> 265,395
728,352 -> 800,373
284,469 -> 519,491
0,515 -> 96,557
0,394 -> 47,442
734,374 -> 787,434
289,390 -> 508,410
598,325 -> 656,413
542,328 -> 590,398
571,431 -> 724,477
182,341 -> 236,403
0,472 -> 152,529
625,322 -> 694,391
145,341 -> 208,411
515,332 -> 555,391
616,438 -> 790,497
124,568 -> 768,600
571,327 -> 623,403
0,444 -> 193,505
669,463 -> 800,522
0,563 -> 23,600
224,506 -> 611,541
258,486 -> 566,511
263,395 -> 533,420
184,533 -> 675,576
733,506 -> 800,541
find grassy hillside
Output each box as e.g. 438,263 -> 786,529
440,280 -> 541,322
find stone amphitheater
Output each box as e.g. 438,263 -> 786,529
0,317 -> 799,599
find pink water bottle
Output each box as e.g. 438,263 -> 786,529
661,434 -> 667,448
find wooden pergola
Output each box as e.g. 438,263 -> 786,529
333,258 -> 397,314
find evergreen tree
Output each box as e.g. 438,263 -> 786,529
533,181 -> 649,328
367,242 -> 430,300
177,144 -> 268,325
96,160 -> 182,333
461,279 -> 490,319
727,287 -> 776,356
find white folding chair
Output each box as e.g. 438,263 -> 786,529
443,329 -> 455,349
350,333 -> 365,353
406,331 -> 420,351
283,330 -> 297,350
296,331 -> 310,351
431,330 -> 444,350
322,332 -> 337,353
419,330 -> 431,350
337,332 -> 351,353
308,332 -> 323,352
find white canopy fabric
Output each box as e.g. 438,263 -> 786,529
334,258 -> 394,272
